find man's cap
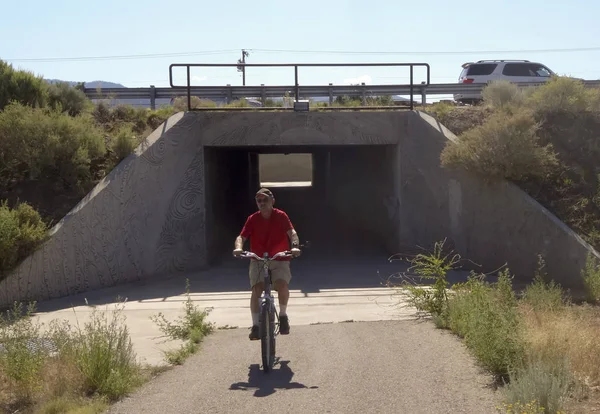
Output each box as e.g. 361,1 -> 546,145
256,188 -> 274,198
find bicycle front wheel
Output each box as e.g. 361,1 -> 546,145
260,301 -> 274,372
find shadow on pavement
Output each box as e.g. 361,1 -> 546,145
229,359 -> 318,397
32,251 -> 474,314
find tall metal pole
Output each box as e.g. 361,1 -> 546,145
237,49 -> 249,86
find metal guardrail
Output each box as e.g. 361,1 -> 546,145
168,62 -> 431,111
83,77 -> 600,110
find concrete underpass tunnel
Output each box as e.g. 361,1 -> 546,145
204,145 -> 399,265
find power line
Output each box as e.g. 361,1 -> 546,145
249,46 -> 600,55
3,49 -> 239,63
4,45 -> 600,64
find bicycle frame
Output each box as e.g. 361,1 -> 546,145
240,250 -> 293,372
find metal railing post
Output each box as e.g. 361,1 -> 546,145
294,66 -> 300,102
186,66 -> 191,111
150,85 -> 156,110
409,65 -> 414,110
361,83 -> 366,105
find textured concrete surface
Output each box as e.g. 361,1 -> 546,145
401,111 -> 600,290
1,110 -> 599,309
107,321 -> 501,414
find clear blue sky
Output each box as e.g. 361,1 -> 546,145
2,0 -> 599,92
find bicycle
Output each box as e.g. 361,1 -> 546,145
238,247 -> 303,373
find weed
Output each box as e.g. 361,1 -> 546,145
67,303 -> 142,401
449,270 -> 525,379
521,256 -> 569,312
0,302 -> 48,405
392,239 -> 459,325
164,341 -> 198,365
150,279 -> 215,364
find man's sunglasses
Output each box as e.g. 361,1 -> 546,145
256,197 -> 270,203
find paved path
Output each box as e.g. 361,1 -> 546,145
108,320 -> 500,414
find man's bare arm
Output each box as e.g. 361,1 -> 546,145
287,229 -> 300,248
234,235 -> 246,250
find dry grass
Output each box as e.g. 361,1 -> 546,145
521,303 -> 600,388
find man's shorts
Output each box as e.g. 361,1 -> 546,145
249,260 -> 292,288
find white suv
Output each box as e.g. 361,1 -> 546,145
453,60 -> 555,104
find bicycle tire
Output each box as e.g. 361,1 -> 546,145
269,307 -> 276,364
260,301 -> 272,372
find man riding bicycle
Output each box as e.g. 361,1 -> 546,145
233,188 -> 301,340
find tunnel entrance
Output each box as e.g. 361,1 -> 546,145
204,145 -> 399,265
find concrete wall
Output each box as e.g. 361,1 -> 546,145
399,111 -> 600,290
1,109 -> 598,308
0,113 -> 209,307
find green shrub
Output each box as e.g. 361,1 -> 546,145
12,203 -> 48,261
521,256 -> 568,312
0,301 -> 144,410
264,98 -> 284,108
0,201 -> 48,277
526,76 -> 600,116
582,253 -> 600,304
110,105 -> 147,134
66,305 -> 142,401
147,106 -> 175,129
0,60 -> 48,110
47,82 -> 92,116
482,80 -> 525,110
91,102 -> 111,125
172,96 -> 216,111
446,270 -> 525,379
224,99 -> 251,108
440,111 -> 559,182
502,356 -> 575,414
0,102 -> 105,190
111,125 -> 138,163
425,101 -> 455,124
0,205 -> 22,272
0,302 -> 48,404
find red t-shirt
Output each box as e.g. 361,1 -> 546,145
240,208 -> 294,261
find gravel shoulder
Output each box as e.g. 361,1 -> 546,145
108,320 -> 501,414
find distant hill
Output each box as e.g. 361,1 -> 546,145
45,79 -> 126,88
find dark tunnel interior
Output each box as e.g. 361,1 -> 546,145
204,145 -> 399,265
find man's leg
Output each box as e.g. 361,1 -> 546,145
273,279 -> 290,314
272,261 -> 292,335
248,261 -> 264,340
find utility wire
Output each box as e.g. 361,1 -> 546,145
4,49 -> 239,62
4,45 -> 600,63
249,46 -> 600,55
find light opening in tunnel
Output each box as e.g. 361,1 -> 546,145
259,153 -> 313,188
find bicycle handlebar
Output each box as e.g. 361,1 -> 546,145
239,250 -> 294,261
